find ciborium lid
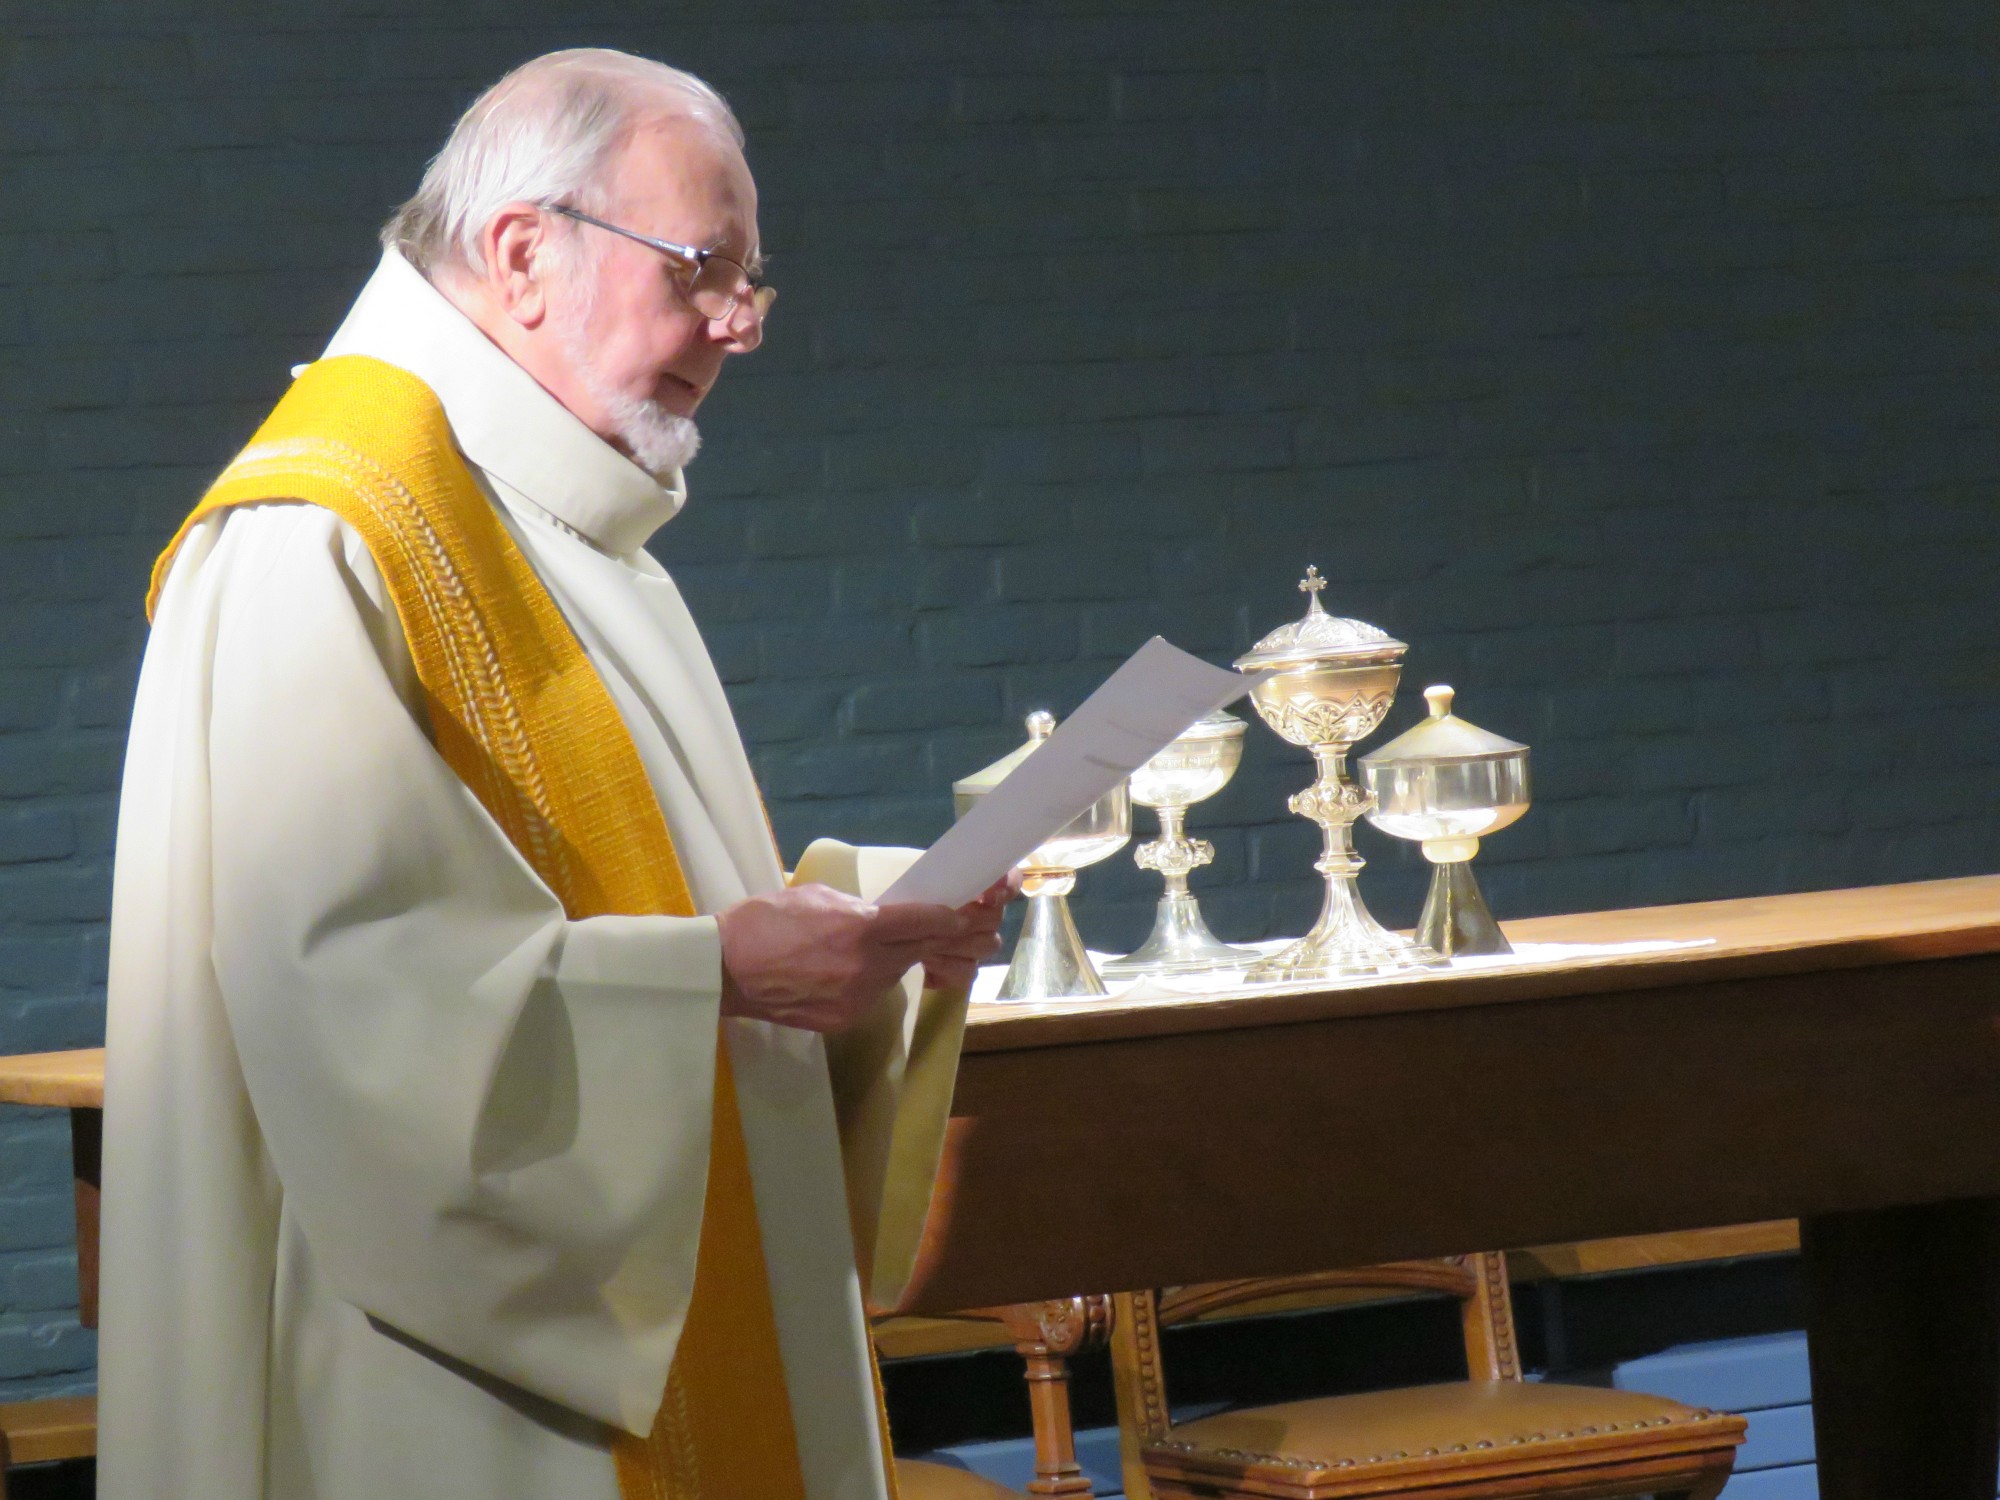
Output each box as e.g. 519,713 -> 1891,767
1362,685 -> 1525,769
951,709 -> 1131,880
953,709 -> 1054,810
1170,707 -> 1247,742
1233,567 -> 1406,671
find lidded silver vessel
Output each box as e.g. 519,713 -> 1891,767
1233,568 -> 1444,981
1361,685 -> 1530,957
953,711 -> 1130,1001
1102,708 -> 1254,978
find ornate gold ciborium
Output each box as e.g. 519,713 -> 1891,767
954,711 -> 1131,1001
1233,568 -> 1444,982
1102,708 -> 1256,979
1361,685 -> 1531,958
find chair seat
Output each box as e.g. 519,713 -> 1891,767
894,1456 -> 1026,1500
1144,1379 -> 1746,1499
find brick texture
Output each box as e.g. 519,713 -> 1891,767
2,1 -> 1998,1396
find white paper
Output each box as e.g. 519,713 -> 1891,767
881,637 -> 1260,908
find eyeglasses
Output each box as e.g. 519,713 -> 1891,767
545,204 -> 776,325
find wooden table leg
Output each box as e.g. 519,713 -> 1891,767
1801,1198 -> 2000,1500
68,1107 -> 100,1331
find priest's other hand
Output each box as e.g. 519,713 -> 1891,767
716,878 -> 1012,1032
919,874 -> 1015,992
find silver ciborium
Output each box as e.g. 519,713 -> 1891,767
953,710 -> 1131,1001
1234,568 -> 1444,982
1103,708 -> 1256,978
1361,685 -> 1531,958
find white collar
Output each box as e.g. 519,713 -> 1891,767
320,249 -> 686,557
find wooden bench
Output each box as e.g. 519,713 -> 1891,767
0,1395 -> 96,1496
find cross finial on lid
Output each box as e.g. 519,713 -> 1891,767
1298,565 -> 1327,613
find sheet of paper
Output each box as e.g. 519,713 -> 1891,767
881,637 -> 1261,908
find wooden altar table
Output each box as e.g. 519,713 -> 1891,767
6,875 -> 1998,1499
904,874 -> 2000,1500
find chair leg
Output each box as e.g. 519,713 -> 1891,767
1000,1301 -> 1107,1497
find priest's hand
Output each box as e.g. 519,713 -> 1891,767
919,874 -> 1015,992
716,879 -> 1012,1032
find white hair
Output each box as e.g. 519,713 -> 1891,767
383,48 -> 743,282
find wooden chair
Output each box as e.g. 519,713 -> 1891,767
887,1296 -> 1111,1498
1108,1255 -> 1745,1500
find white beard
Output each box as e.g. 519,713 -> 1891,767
560,323 -> 702,482
583,373 -> 702,482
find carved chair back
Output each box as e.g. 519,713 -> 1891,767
1108,1254 -> 1523,1500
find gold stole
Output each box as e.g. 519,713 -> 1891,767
150,355 -> 822,1500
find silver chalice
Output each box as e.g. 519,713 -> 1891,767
954,711 -> 1131,1001
1234,568 -> 1444,982
1361,684 -> 1531,958
1102,708 -> 1256,978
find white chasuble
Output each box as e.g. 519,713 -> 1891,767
98,250 -> 942,1500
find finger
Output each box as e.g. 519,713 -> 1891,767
917,941 -> 1002,994
924,931 -> 1004,965
870,902 -> 970,944
923,959 -> 979,991
957,904 -> 1006,936
967,874 -> 1019,909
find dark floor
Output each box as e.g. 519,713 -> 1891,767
7,1460 -> 90,1499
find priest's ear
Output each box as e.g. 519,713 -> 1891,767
476,201 -> 554,330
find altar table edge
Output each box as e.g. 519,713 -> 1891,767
963,875 -> 2000,1053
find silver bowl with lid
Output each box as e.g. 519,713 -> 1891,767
953,710 -> 1130,1000
1361,684 -> 1530,957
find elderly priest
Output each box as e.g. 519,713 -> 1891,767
97,48 -> 1006,1500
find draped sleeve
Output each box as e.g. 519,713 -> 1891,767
194,501 -> 720,1428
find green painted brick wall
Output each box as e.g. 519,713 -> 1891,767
1,0 -> 1997,1396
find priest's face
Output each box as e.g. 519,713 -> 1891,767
542,116 -> 764,472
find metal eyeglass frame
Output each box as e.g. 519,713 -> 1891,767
544,203 -> 774,322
